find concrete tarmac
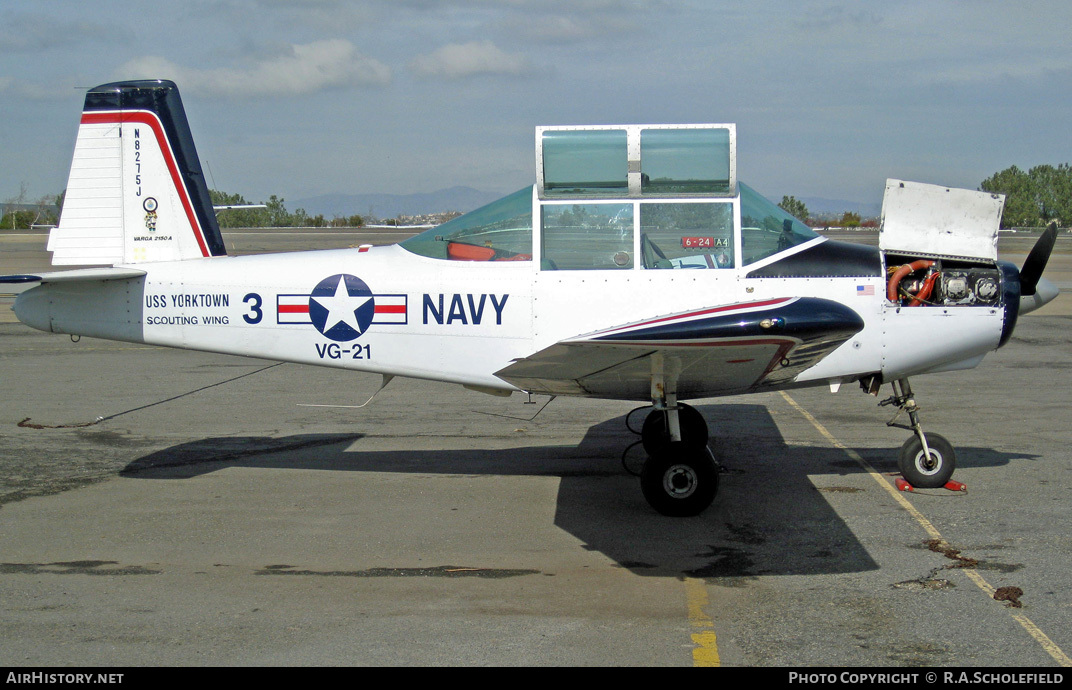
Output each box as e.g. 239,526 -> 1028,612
1,229 -> 1071,667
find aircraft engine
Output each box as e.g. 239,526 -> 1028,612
935,267 -> 1002,305
886,259 -> 1002,308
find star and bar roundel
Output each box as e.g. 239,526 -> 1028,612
276,274 -> 407,341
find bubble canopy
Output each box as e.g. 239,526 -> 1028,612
401,124 -> 817,269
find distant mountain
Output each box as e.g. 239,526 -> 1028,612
293,186 -> 882,222
293,186 -> 506,220
799,196 -> 882,220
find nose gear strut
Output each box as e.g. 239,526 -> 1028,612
879,378 -> 957,488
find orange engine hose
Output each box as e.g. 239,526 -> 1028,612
887,259 -> 935,302
908,271 -> 941,306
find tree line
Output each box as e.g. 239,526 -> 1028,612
778,195 -> 869,228
980,164 -> 1071,228
1,183 -> 59,229
0,188 -> 364,230
209,190 -> 364,228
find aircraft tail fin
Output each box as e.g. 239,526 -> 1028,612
48,80 -> 226,265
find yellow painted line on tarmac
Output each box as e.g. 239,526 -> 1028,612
685,576 -> 720,667
780,391 -> 1072,667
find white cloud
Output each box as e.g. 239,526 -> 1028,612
0,11 -> 130,53
498,11 -> 643,44
115,40 -> 391,97
409,40 -> 530,79
794,6 -> 883,32
0,76 -> 73,101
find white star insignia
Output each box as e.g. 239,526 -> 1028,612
312,276 -> 371,334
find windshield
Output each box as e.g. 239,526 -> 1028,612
739,182 -> 818,265
401,186 -> 533,261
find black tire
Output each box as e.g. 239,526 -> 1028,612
640,443 -> 719,517
898,433 -> 956,488
641,404 -> 709,457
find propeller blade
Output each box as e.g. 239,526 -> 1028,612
1020,222 -> 1058,296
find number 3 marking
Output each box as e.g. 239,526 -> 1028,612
243,293 -> 263,324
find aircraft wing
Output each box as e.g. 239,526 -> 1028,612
495,297 -> 865,400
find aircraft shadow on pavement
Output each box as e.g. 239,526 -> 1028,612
119,403 -> 1031,580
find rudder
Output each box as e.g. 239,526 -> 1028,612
48,80 -> 226,265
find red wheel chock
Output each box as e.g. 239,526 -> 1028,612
895,478 -> 968,492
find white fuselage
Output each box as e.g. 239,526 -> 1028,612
14,241 -> 1005,400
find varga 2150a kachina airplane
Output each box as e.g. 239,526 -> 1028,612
1,80 -> 1060,516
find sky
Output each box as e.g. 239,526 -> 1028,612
2,0 -> 1070,210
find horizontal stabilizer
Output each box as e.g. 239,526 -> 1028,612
0,275 -> 45,284
0,267 -> 147,285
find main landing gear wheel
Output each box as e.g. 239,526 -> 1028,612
641,443 -> 720,517
640,403 -> 708,456
898,432 -> 955,488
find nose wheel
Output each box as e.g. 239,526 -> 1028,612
881,378 -> 958,488
898,432 -> 955,488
